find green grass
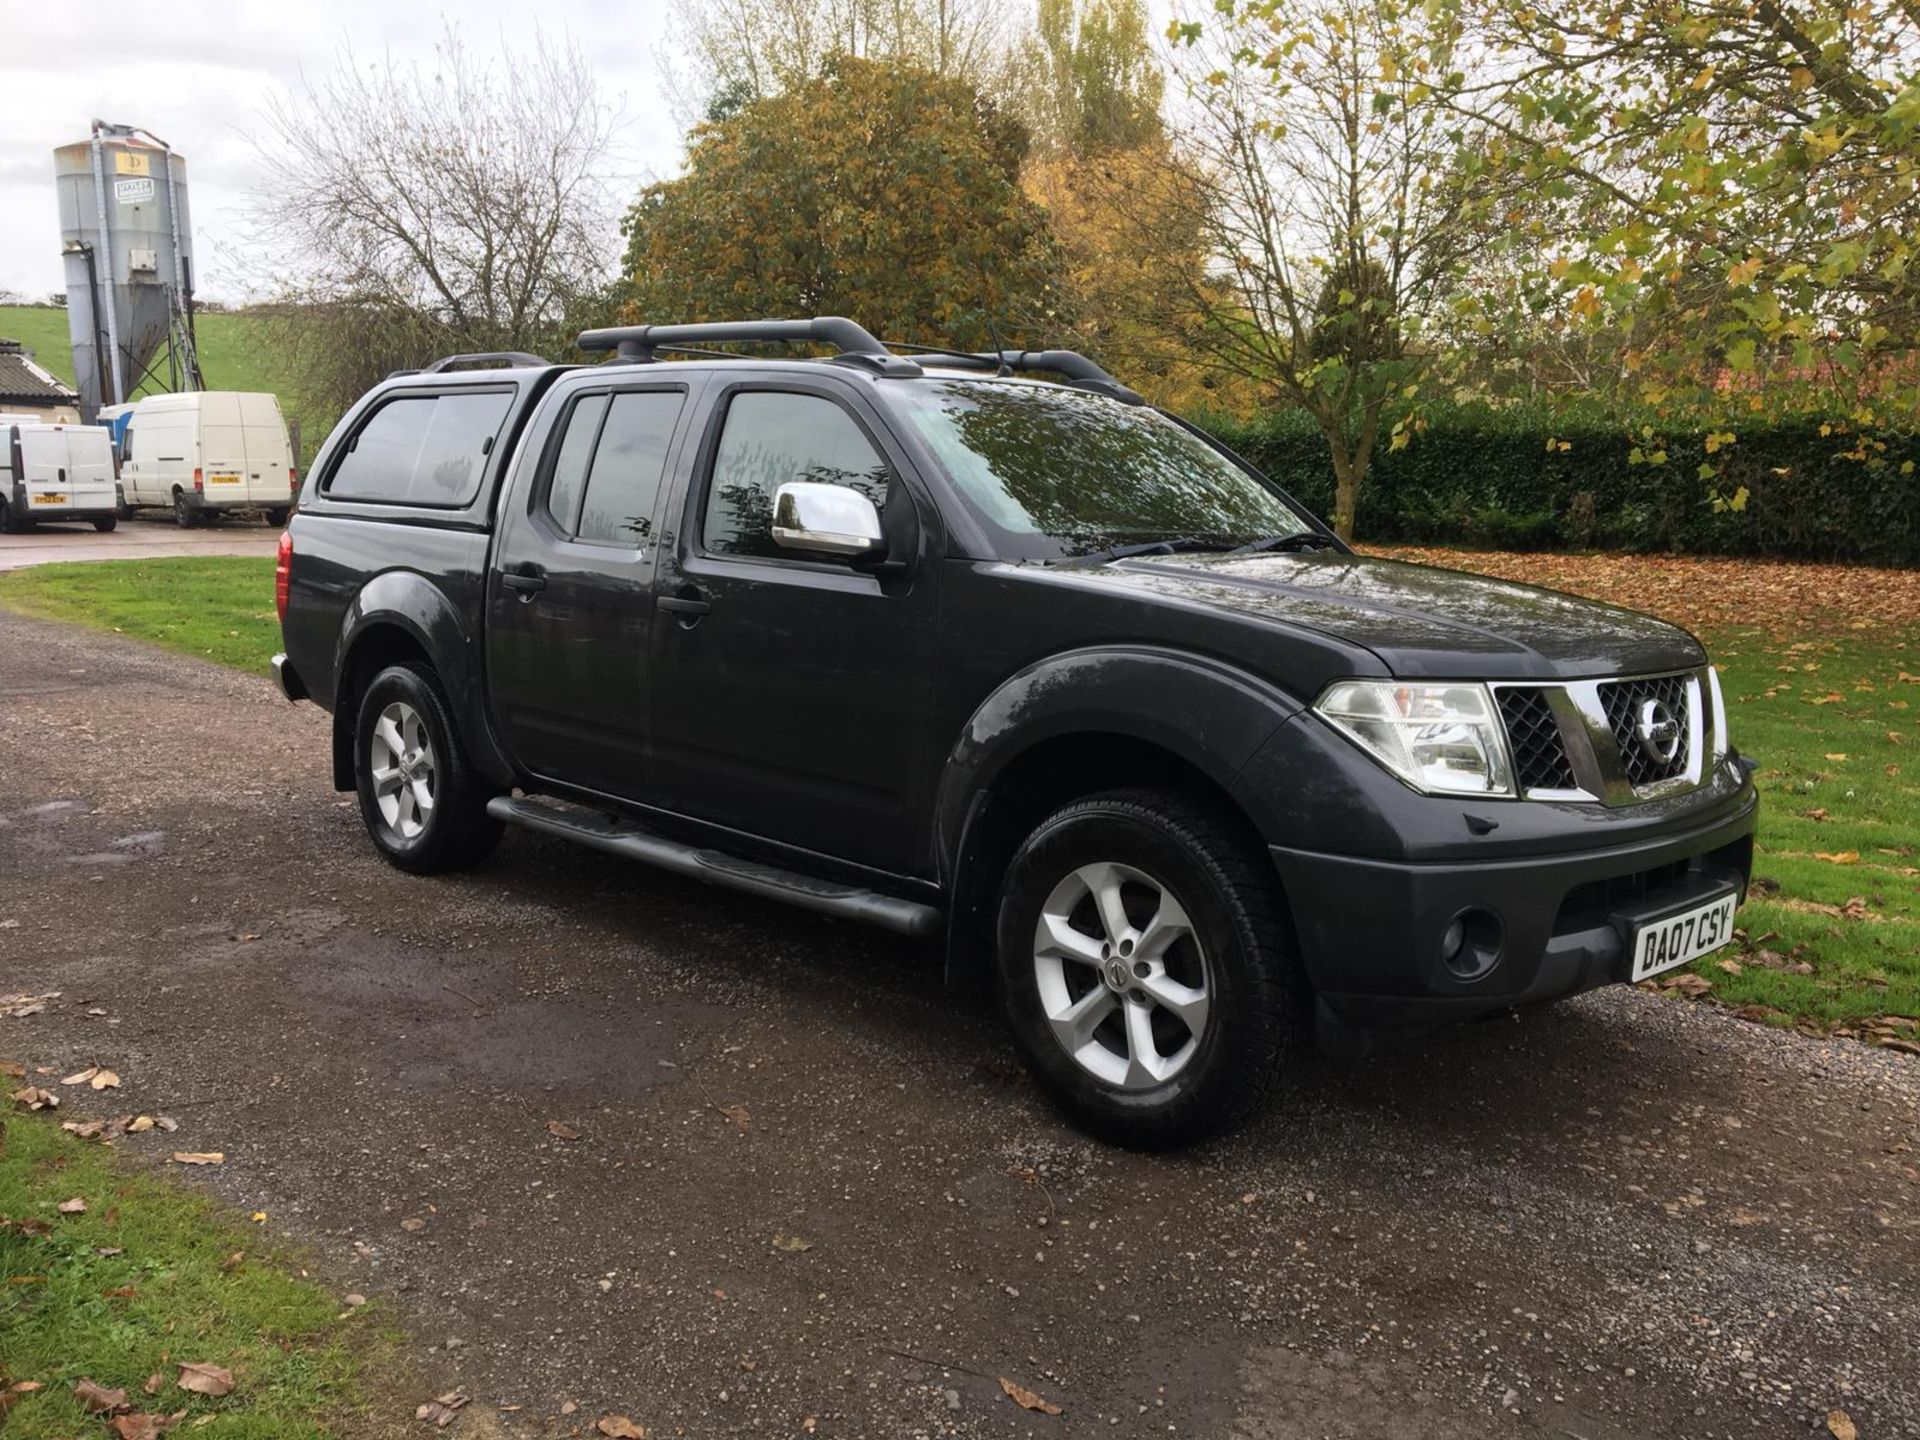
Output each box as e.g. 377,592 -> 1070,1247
0,304 -> 329,457
0,557 -> 278,672
1698,629 -> 1920,1032
0,1111 -> 404,1438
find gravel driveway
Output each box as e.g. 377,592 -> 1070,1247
0,513 -> 281,571
1,609 -> 1915,1438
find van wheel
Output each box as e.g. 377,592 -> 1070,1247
994,789 -> 1299,1148
172,492 -> 195,528
354,663 -> 502,874
264,508 -> 288,527
92,517 -> 117,533
0,506 -> 19,535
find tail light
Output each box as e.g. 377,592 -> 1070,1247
193,467 -> 204,493
275,529 -> 293,623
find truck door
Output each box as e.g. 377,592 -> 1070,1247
645,380 -> 941,877
485,377 -> 695,800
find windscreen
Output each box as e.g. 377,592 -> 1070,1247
888,380 -> 1312,561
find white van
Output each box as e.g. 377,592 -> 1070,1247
1,416 -> 118,533
120,392 -> 297,527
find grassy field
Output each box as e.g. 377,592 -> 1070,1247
0,557 -> 278,672
0,1110 -> 404,1438
0,304 -> 330,457
0,550 -> 1914,1044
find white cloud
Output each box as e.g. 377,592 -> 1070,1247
0,1 -> 685,302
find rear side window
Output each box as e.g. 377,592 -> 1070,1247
327,390 -> 512,506
702,391 -> 890,560
543,390 -> 683,546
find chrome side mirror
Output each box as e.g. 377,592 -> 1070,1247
771,481 -> 883,557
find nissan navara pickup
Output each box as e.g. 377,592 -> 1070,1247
272,317 -> 1758,1146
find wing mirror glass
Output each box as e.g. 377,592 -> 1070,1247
771,481 -> 884,558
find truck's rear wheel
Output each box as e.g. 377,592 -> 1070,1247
172,492 -> 195,528
264,508 -> 289,527
995,789 -> 1298,1148
92,516 -> 117,533
354,663 -> 502,873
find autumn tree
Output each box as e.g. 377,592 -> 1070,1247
673,0 -> 1025,100
1025,0 -> 1165,153
1451,0 -> 1920,443
621,56 -> 1064,350
249,26 -> 616,420
1158,0 -> 1495,537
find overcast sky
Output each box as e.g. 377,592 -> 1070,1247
0,1 -> 690,303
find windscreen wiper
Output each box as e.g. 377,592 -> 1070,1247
1083,536 -> 1234,563
1229,531 -> 1343,555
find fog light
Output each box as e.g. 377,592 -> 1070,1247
1442,908 -> 1502,982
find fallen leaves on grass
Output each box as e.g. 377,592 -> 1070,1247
56,1196 -> 87,1215
999,1377 -> 1064,1415
73,1377 -> 129,1412
597,1417 -> 648,1438
175,1363 -> 235,1397
1362,546 -> 1920,637
109,1414 -> 182,1440
0,1060 -> 22,1079
415,1390 -> 469,1427
9,1086 -> 58,1110
168,1152 -> 224,1166
1814,851 -> 1860,865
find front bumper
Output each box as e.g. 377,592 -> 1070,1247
1271,783 -> 1759,1027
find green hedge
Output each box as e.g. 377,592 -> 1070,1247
1203,404 -> 1920,566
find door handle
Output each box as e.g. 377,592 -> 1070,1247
501,568 -> 546,597
656,592 -> 711,618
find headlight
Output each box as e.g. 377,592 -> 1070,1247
1315,681 -> 1515,797
1706,664 -> 1729,760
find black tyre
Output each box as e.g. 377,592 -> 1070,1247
92,516 -> 117,533
0,505 -> 22,535
264,508 -> 289,527
353,662 -> 503,874
172,491 -> 195,527
995,789 -> 1299,1148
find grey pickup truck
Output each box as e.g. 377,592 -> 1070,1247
272,317 -> 1758,1146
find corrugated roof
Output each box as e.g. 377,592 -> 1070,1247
0,340 -> 80,405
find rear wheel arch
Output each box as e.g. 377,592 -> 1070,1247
330,624 -> 435,791
326,572 -> 515,794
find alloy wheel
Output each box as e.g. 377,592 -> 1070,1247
368,701 -> 437,840
1031,861 -> 1212,1090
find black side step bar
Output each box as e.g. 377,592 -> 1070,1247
486,796 -> 943,939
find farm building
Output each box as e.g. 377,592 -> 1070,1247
0,339 -> 82,422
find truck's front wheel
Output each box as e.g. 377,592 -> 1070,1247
995,789 -> 1298,1148
353,663 -> 502,874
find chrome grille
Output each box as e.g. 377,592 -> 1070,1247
1496,687 -> 1576,792
1598,673 -> 1693,787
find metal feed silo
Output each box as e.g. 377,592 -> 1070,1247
54,120 -> 203,422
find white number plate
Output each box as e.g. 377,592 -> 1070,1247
1631,891 -> 1738,981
